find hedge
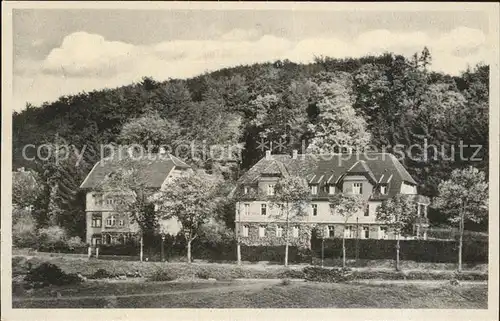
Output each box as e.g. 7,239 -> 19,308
311,238 -> 488,263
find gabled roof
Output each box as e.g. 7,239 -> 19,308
345,160 -> 377,183
80,153 -> 190,189
238,152 -> 419,198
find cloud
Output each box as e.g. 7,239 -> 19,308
13,27 -> 490,112
220,28 -> 260,41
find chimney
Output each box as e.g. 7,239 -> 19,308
265,150 -> 272,160
292,150 -> 298,159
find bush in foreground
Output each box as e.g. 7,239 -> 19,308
24,262 -> 82,287
302,267 -> 353,283
148,269 -> 180,282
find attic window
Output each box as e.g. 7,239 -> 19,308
310,185 -> 318,195
328,185 -> 335,195
380,185 -> 387,195
243,186 -> 249,195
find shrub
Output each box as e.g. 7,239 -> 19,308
280,278 -> 291,286
66,236 -> 85,251
89,268 -> 115,279
12,210 -> 38,248
37,226 -> 68,252
302,266 -> 353,283
24,262 -> 81,287
195,270 -> 211,279
278,269 -> 306,279
148,269 -> 179,282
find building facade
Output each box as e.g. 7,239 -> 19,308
80,152 -> 190,246
234,151 -> 430,246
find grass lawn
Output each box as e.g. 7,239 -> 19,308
12,280 -> 488,309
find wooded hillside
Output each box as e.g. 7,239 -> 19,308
12,50 -> 489,236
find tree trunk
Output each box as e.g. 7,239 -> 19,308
395,232 -> 400,271
237,205 -> 242,265
140,235 -> 144,262
237,242 -> 241,265
161,235 -> 165,262
458,210 -> 465,272
342,234 -> 346,268
321,239 -> 325,268
187,239 -> 192,264
284,215 -> 290,267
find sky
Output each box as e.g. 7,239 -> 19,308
12,9 -> 492,112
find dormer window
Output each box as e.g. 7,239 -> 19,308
328,185 -> 335,195
311,185 -> 318,195
380,185 -> 387,195
353,183 -> 363,195
244,186 -> 249,195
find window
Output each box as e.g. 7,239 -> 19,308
91,214 -> 102,228
104,234 -> 111,244
329,203 -> 335,214
311,185 -> 318,195
261,204 -> 267,216
244,203 -> 250,215
244,186 -> 249,195
106,215 -> 116,227
362,226 -> 370,239
118,219 -> 125,227
267,184 -> 275,196
344,226 -> 353,238
276,226 -> 283,237
242,225 -> 249,237
328,185 -> 335,195
380,185 -> 387,195
311,204 -> 318,216
328,226 -> 335,238
292,226 -> 299,238
379,226 -> 388,239
364,205 -> 369,217
258,225 -> 266,237
352,183 -> 363,195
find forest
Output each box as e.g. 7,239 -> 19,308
12,48 -> 489,240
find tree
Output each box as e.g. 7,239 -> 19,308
118,111 -> 181,152
307,73 -> 371,153
376,194 -> 418,271
152,170 -> 220,263
433,167 -> 488,272
12,169 -> 42,212
329,194 -> 366,268
271,175 -> 311,267
95,157 -> 159,257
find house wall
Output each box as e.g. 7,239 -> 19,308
236,200 -> 382,225
85,191 -> 140,245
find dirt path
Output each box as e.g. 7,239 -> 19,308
349,279 -> 487,286
12,281 -> 278,303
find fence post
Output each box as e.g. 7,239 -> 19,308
88,246 -> 92,259
95,246 -> 99,259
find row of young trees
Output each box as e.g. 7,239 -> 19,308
13,153 -> 488,271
